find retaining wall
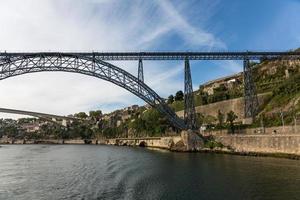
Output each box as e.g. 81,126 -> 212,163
106,136 -> 182,149
204,125 -> 300,136
176,93 -> 270,120
215,134 -> 300,155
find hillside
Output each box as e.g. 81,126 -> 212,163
168,56 -> 300,128
1,54 -> 299,140
98,56 -> 300,138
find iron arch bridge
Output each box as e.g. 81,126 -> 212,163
1,51 -> 300,130
0,53 -> 186,130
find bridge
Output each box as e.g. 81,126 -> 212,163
1,51 -> 300,130
0,107 -> 80,126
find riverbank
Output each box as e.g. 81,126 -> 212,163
0,139 -> 98,145
197,148 -> 300,160
103,135 -> 300,160
1,133 -> 300,160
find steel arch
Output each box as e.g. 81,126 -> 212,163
0,53 -> 186,130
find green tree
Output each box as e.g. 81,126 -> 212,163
217,110 -> 225,128
89,110 -> 102,121
74,112 -> 88,119
3,124 -> 19,138
199,85 -> 204,92
129,118 -> 145,137
141,109 -> 167,136
196,113 -> 205,127
102,127 -> 116,138
175,90 -> 184,101
203,115 -> 217,126
226,111 -> 238,133
167,95 -> 174,104
201,92 -> 209,105
290,106 -> 298,131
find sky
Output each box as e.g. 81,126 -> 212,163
0,0 -> 299,118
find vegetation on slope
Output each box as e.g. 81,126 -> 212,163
252,73 -> 300,127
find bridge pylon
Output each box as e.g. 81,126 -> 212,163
243,58 -> 259,120
138,59 -> 144,92
184,58 -> 197,130
138,59 -> 144,82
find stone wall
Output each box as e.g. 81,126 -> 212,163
105,132 -> 204,151
208,125 -> 300,156
204,125 -> 300,136
215,134 -> 300,155
176,93 -> 270,121
106,136 -> 182,149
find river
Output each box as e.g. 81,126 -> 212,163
0,145 -> 299,200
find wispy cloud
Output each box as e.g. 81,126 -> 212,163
144,61 -> 184,96
0,0 -> 224,118
155,0 -> 226,50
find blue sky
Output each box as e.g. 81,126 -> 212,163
0,0 -> 299,118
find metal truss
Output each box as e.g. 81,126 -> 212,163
0,53 -> 186,130
138,59 -> 144,93
184,59 -> 197,129
1,51 -> 300,61
1,51 -> 299,130
243,59 -> 259,119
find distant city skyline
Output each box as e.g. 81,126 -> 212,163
0,0 -> 299,118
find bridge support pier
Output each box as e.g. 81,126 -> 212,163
138,59 -> 144,92
243,58 -> 259,121
180,129 -> 204,151
138,59 -> 144,82
184,59 -> 197,130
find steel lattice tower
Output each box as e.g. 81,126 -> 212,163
184,58 -> 197,130
138,59 -> 144,82
243,58 -> 259,119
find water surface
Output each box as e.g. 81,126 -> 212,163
0,145 -> 299,200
